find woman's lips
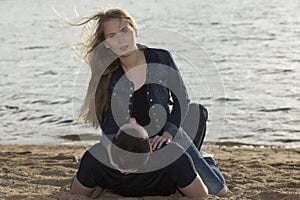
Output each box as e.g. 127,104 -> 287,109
120,45 -> 128,51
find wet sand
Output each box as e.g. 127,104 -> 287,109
0,144 -> 299,200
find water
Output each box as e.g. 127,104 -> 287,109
0,0 -> 299,147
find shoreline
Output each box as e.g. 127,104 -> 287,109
1,144 -> 299,199
2,139 -> 299,149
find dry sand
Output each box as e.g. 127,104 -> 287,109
0,144 -> 299,200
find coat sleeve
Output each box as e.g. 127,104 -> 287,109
163,51 -> 190,137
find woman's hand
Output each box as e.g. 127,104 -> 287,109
150,131 -> 173,150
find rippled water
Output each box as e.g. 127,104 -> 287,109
0,0 -> 299,147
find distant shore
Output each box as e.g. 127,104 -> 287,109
1,144 -> 299,200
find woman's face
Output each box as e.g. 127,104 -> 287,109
103,18 -> 137,57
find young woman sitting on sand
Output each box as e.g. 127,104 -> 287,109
73,7 -> 228,197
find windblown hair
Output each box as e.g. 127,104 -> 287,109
75,8 -> 138,128
111,125 -> 151,170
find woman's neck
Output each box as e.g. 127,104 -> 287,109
120,49 -> 145,72
120,48 -> 147,90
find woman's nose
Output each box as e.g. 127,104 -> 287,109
118,32 -> 126,43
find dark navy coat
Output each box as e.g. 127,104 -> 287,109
101,44 -> 190,143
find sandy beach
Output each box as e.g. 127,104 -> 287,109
0,144 -> 299,200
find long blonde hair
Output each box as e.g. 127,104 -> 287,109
75,8 -> 138,128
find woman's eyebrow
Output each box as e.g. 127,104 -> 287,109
105,26 -> 129,37
120,26 -> 129,30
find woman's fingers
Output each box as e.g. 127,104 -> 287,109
150,136 -> 159,150
156,138 -> 166,149
151,136 -> 167,150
